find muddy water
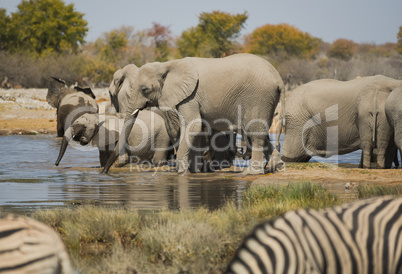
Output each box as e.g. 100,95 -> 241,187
0,135 -> 362,212
0,135 -> 252,212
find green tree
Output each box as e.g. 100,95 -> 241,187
249,23 -> 321,59
148,22 -> 171,62
397,26 -> 402,54
328,38 -> 357,60
0,8 -> 10,50
7,0 -> 88,54
177,11 -> 248,58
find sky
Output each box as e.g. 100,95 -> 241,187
1,0 -> 402,44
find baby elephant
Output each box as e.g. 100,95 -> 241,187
55,110 -> 172,167
47,77 -> 98,137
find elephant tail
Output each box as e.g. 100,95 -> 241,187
371,89 -> 379,148
55,127 -> 73,166
275,85 -> 286,151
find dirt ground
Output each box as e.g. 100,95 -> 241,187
0,88 -> 109,135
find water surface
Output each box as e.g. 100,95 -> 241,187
0,134 -> 363,212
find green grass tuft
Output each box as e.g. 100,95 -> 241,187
357,184 -> 402,198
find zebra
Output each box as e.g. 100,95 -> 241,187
226,196 -> 402,274
0,214 -> 72,274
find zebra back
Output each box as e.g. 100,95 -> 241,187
226,196 -> 402,274
0,214 -> 72,274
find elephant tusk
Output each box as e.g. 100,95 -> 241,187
131,109 -> 139,116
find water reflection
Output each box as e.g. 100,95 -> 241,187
0,135 -> 363,212
0,135 -> 250,212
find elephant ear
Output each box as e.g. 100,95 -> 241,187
158,59 -> 199,109
47,77 -> 69,108
74,86 -> 96,99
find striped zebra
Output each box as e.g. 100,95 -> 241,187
0,214 -> 72,274
226,196 -> 402,274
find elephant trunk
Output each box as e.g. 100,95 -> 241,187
275,86 -> 286,151
102,109 -> 140,173
371,89 -> 379,148
55,127 -> 73,166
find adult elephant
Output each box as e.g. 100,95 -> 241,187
103,53 -> 285,174
385,86 -> 402,161
357,86 -> 397,168
47,77 -> 98,137
107,64 -> 238,173
276,75 -> 401,168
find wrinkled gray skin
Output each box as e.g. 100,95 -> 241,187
108,64 -> 238,173
103,53 -> 285,174
47,77 -> 98,137
385,86 -> 402,162
55,111 -> 171,167
277,75 -> 402,168
357,87 -> 397,168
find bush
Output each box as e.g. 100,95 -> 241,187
0,51 -> 84,88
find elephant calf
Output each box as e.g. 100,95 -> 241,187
46,77 -> 98,137
55,110 -> 172,168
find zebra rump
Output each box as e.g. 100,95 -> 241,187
226,196 -> 402,274
0,214 -> 72,274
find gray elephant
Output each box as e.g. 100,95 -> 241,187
385,86 -> 402,162
277,75 -> 401,168
107,64 -> 238,173
55,110 -> 171,167
103,53 -> 285,174
47,77 -> 98,137
357,85 -> 397,168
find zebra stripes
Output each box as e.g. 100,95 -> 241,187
0,214 -> 72,274
226,196 -> 402,274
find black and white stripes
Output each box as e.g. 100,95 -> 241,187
226,196 -> 402,274
0,214 -> 72,274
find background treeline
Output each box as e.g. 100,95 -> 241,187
0,0 -> 401,89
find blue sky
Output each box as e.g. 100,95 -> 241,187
2,0 -> 402,44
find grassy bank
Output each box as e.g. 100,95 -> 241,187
15,182 -> 400,273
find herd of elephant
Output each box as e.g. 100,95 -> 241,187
47,53 -> 402,175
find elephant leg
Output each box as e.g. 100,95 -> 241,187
244,135 -> 266,175
57,115 -> 64,137
177,115 -> 202,174
153,151 -> 168,166
383,144 -> 397,169
361,146 -> 372,169
99,149 -> 111,167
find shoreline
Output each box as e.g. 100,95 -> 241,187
0,88 -> 109,136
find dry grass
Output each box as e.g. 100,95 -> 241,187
28,182 -> 387,273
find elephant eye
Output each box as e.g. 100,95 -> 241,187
140,86 -> 149,94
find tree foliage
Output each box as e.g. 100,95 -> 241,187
248,23 -> 321,59
0,9 -> 10,50
148,22 -> 172,62
4,0 -> 88,55
397,26 -> 402,54
177,11 -> 248,58
328,39 -> 357,60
